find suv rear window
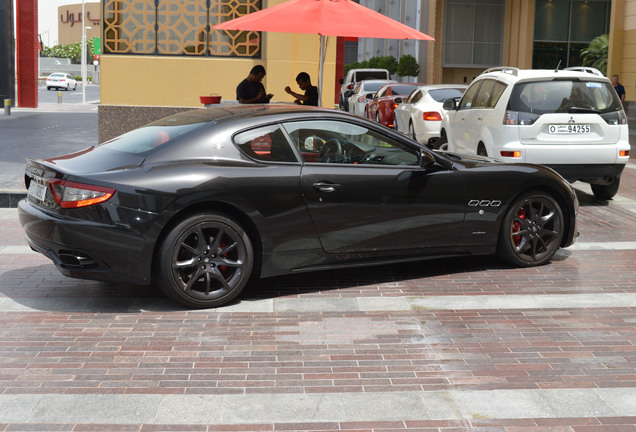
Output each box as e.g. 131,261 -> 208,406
509,80 -> 622,115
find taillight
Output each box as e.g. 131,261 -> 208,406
49,179 -> 115,208
423,111 -> 442,121
504,111 -> 540,125
500,151 -> 521,158
358,97 -> 366,103
600,110 -> 627,125
620,150 -> 630,157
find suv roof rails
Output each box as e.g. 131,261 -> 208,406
482,67 -> 519,76
563,67 -> 604,77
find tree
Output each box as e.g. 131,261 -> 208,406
42,38 -> 95,64
397,54 -> 419,78
581,34 -> 608,75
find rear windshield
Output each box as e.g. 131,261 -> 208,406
355,71 -> 389,81
99,115 -> 211,154
508,80 -> 622,115
428,88 -> 466,102
362,82 -> 390,92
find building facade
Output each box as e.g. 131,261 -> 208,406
95,0 -> 633,112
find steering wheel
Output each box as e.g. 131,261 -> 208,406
318,138 -> 343,163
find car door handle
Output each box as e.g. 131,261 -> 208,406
313,182 -> 341,193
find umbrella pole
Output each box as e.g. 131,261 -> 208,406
318,34 -> 325,108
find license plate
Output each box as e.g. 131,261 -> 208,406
548,124 -> 591,134
28,177 -> 48,201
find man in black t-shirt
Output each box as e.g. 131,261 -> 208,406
285,72 -> 319,106
236,65 -> 273,104
612,74 -> 626,104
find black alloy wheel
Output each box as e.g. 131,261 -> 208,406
156,213 -> 253,308
496,192 -> 564,267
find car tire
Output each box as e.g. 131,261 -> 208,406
375,112 -> 380,124
155,212 -> 254,308
73,84 -> 77,91
409,122 -> 416,141
393,115 -> 398,130
591,179 -> 620,200
477,144 -> 488,157
46,87 -> 51,91
496,191 -> 564,267
437,132 -> 448,151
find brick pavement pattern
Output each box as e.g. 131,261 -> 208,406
1,137 -> 636,429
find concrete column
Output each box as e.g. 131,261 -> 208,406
16,0 -> 38,108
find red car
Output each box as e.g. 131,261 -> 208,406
365,83 -> 424,128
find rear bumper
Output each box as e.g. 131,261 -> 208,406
544,163 -> 626,184
18,198 -> 152,285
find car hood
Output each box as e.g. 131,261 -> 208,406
36,146 -> 145,174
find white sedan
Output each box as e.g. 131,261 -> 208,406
394,85 -> 466,148
46,73 -> 77,91
347,79 -> 396,116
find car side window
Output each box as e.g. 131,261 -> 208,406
409,90 -> 422,104
459,80 -> 482,110
474,79 -> 495,108
282,120 -> 419,166
234,125 -> 298,163
490,81 -> 507,108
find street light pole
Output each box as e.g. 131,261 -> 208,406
81,0 -> 86,104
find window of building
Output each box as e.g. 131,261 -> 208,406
533,0 -> 610,69
103,0 -> 262,57
443,0 -> 505,68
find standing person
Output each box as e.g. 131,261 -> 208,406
236,65 -> 273,104
284,72 -> 319,106
612,74 -> 626,103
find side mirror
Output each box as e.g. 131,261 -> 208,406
366,93 -> 375,99
420,150 -> 437,168
394,97 -> 403,104
442,98 -> 457,110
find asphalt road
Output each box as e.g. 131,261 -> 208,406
0,87 -> 99,193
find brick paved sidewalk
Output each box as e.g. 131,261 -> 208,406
0,172 -> 635,430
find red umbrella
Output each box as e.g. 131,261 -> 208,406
213,0 -> 434,106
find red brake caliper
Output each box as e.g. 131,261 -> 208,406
512,208 -> 525,245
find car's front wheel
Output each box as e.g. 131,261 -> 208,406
591,179 -> 620,200
496,191 -> 564,267
155,212 -> 254,308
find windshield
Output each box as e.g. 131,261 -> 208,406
508,80 -> 622,115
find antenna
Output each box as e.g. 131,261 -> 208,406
555,60 -> 562,72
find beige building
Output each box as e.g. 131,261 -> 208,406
57,2 -> 101,45
89,0 -> 634,140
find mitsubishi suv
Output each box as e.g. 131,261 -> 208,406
439,67 -> 630,199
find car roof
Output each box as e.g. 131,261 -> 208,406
413,84 -> 469,91
159,104 -> 355,126
476,67 -> 610,84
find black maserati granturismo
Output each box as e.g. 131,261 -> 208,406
19,104 -> 578,308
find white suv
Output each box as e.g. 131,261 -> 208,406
439,67 -> 630,199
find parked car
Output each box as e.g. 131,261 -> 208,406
45,73 -> 77,91
394,85 -> 467,148
19,104 -> 578,309
365,83 -> 423,128
339,68 -> 391,111
347,79 -> 396,116
440,67 -> 630,199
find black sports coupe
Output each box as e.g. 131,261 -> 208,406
19,105 -> 578,308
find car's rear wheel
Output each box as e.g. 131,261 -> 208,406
437,132 -> 448,151
409,122 -> 416,141
155,212 -> 253,308
375,112 -> 380,124
496,191 -> 564,267
477,143 -> 488,156
591,179 -> 620,200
